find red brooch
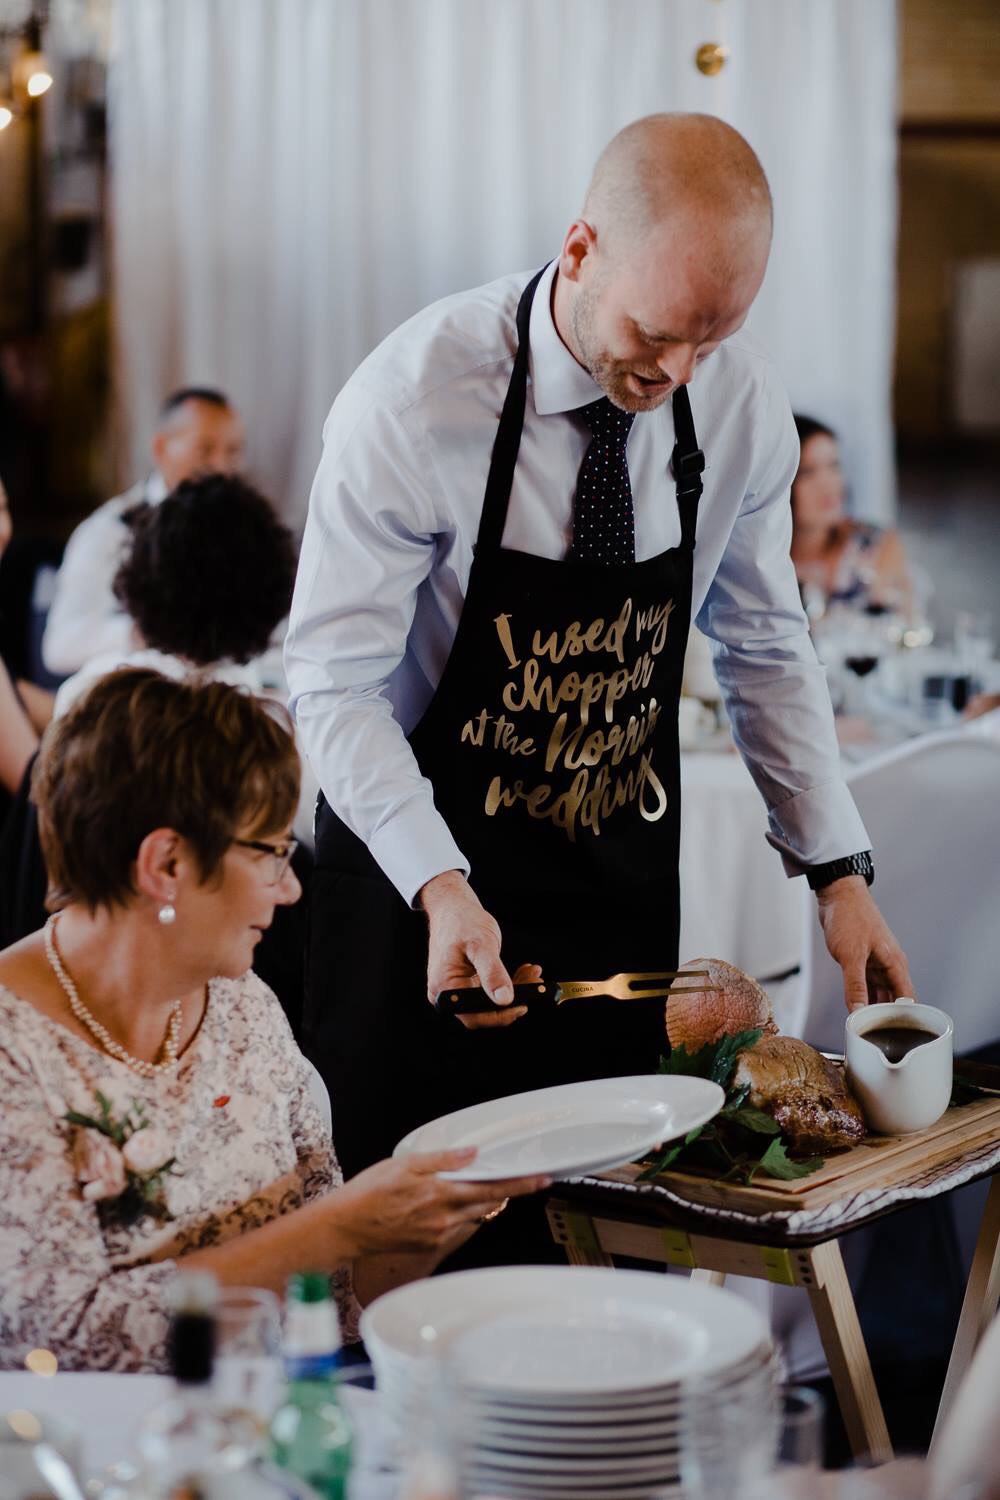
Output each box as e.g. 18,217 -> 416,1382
213,1095 -> 231,1109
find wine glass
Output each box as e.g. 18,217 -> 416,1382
838,612 -> 887,719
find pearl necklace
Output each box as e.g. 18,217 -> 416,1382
44,914 -> 182,1079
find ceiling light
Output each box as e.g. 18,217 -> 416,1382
13,49 -> 52,101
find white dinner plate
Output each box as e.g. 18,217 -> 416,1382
467,1349 -> 774,1424
362,1265 -> 768,1397
451,1307 -> 706,1394
466,1464 -> 680,1497
471,1446 -> 679,1477
393,1075 -> 724,1181
476,1429 -> 680,1459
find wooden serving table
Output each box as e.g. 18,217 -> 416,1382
545,1075 -> 1000,1464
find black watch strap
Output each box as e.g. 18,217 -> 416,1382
806,851 -> 874,891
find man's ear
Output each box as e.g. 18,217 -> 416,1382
559,219 -> 598,284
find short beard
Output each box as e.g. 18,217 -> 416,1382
570,282 -> 673,414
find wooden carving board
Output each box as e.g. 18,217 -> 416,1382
598,1090 -> 1000,1218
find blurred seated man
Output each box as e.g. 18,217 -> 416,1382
790,414 -> 913,618
41,387 -> 245,677
0,670 -> 545,1371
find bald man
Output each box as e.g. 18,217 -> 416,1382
287,114 -> 912,1184
42,388 -> 245,676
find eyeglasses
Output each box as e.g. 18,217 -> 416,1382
234,836 -> 299,885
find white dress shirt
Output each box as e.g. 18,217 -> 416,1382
42,473 -> 168,676
285,262 -> 870,907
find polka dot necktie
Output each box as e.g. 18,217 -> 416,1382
566,398 -> 637,565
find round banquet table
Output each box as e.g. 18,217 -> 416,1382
0,1370 -> 927,1498
679,748 -> 801,981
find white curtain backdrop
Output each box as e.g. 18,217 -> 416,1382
110,0 -> 898,526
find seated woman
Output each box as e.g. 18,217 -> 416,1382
48,474 -> 312,1023
53,471 -> 297,717
790,415 -> 913,617
0,670 -> 545,1372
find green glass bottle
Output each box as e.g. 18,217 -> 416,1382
270,1272 -> 353,1500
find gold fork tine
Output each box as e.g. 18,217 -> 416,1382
626,970 -> 712,982
555,971 -> 722,1003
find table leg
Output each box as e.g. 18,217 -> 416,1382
545,1201 -> 614,1266
805,1240 -> 894,1463
931,1173 -> 1000,1450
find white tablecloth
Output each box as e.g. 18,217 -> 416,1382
679,750 -> 801,980
0,1372 -> 396,1498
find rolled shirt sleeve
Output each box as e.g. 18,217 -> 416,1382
285,396 -> 471,906
696,377 -> 871,875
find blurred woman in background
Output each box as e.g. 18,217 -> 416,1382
790,415 -> 913,618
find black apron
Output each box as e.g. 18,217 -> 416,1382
306,267 -> 705,1180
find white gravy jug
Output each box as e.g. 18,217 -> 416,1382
845,998 -> 953,1135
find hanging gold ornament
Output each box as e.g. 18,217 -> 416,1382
695,43 -> 729,76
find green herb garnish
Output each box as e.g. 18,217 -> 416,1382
638,1030 -> 824,1185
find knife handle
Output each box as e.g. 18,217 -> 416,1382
432,981 -> 560,1016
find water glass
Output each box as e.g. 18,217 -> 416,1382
213,1286 -> 284,1449
394,1356 -> 464,1500
677,1363 -> 781,1499
955,612 -> 995,666
777,1384 -> 825,1469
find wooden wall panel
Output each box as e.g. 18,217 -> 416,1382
901,0 -> 1000,124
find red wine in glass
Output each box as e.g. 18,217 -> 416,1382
845,655 -> 878,678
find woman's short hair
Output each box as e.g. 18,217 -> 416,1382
114,474 -> 297,665
33,669 -> 300,913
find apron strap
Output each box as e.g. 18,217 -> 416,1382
670,384 -> 705,551
476,266 -> 549,555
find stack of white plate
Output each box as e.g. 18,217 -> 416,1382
361,1266 -> 776,1499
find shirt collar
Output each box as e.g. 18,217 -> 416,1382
147,471 -> 169,503
528,259 -> 603,416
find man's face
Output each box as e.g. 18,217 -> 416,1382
569,228 -> 767,414
152,400 -> 246,489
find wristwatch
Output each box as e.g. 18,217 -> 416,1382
806,851 -> 874,891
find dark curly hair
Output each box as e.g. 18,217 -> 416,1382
114,474 -> 297,665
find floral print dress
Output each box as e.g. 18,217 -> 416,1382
0,971 -> 358,1372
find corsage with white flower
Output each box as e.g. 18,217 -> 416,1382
65,1090 -> 177,1228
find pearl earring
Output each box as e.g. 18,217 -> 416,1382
158,902 -> 177,926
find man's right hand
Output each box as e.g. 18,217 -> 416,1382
418,869 -> 528,1030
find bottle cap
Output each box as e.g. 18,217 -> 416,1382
287,1271 -> 332,1304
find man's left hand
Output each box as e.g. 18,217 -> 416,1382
816,875 -> 914,1012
